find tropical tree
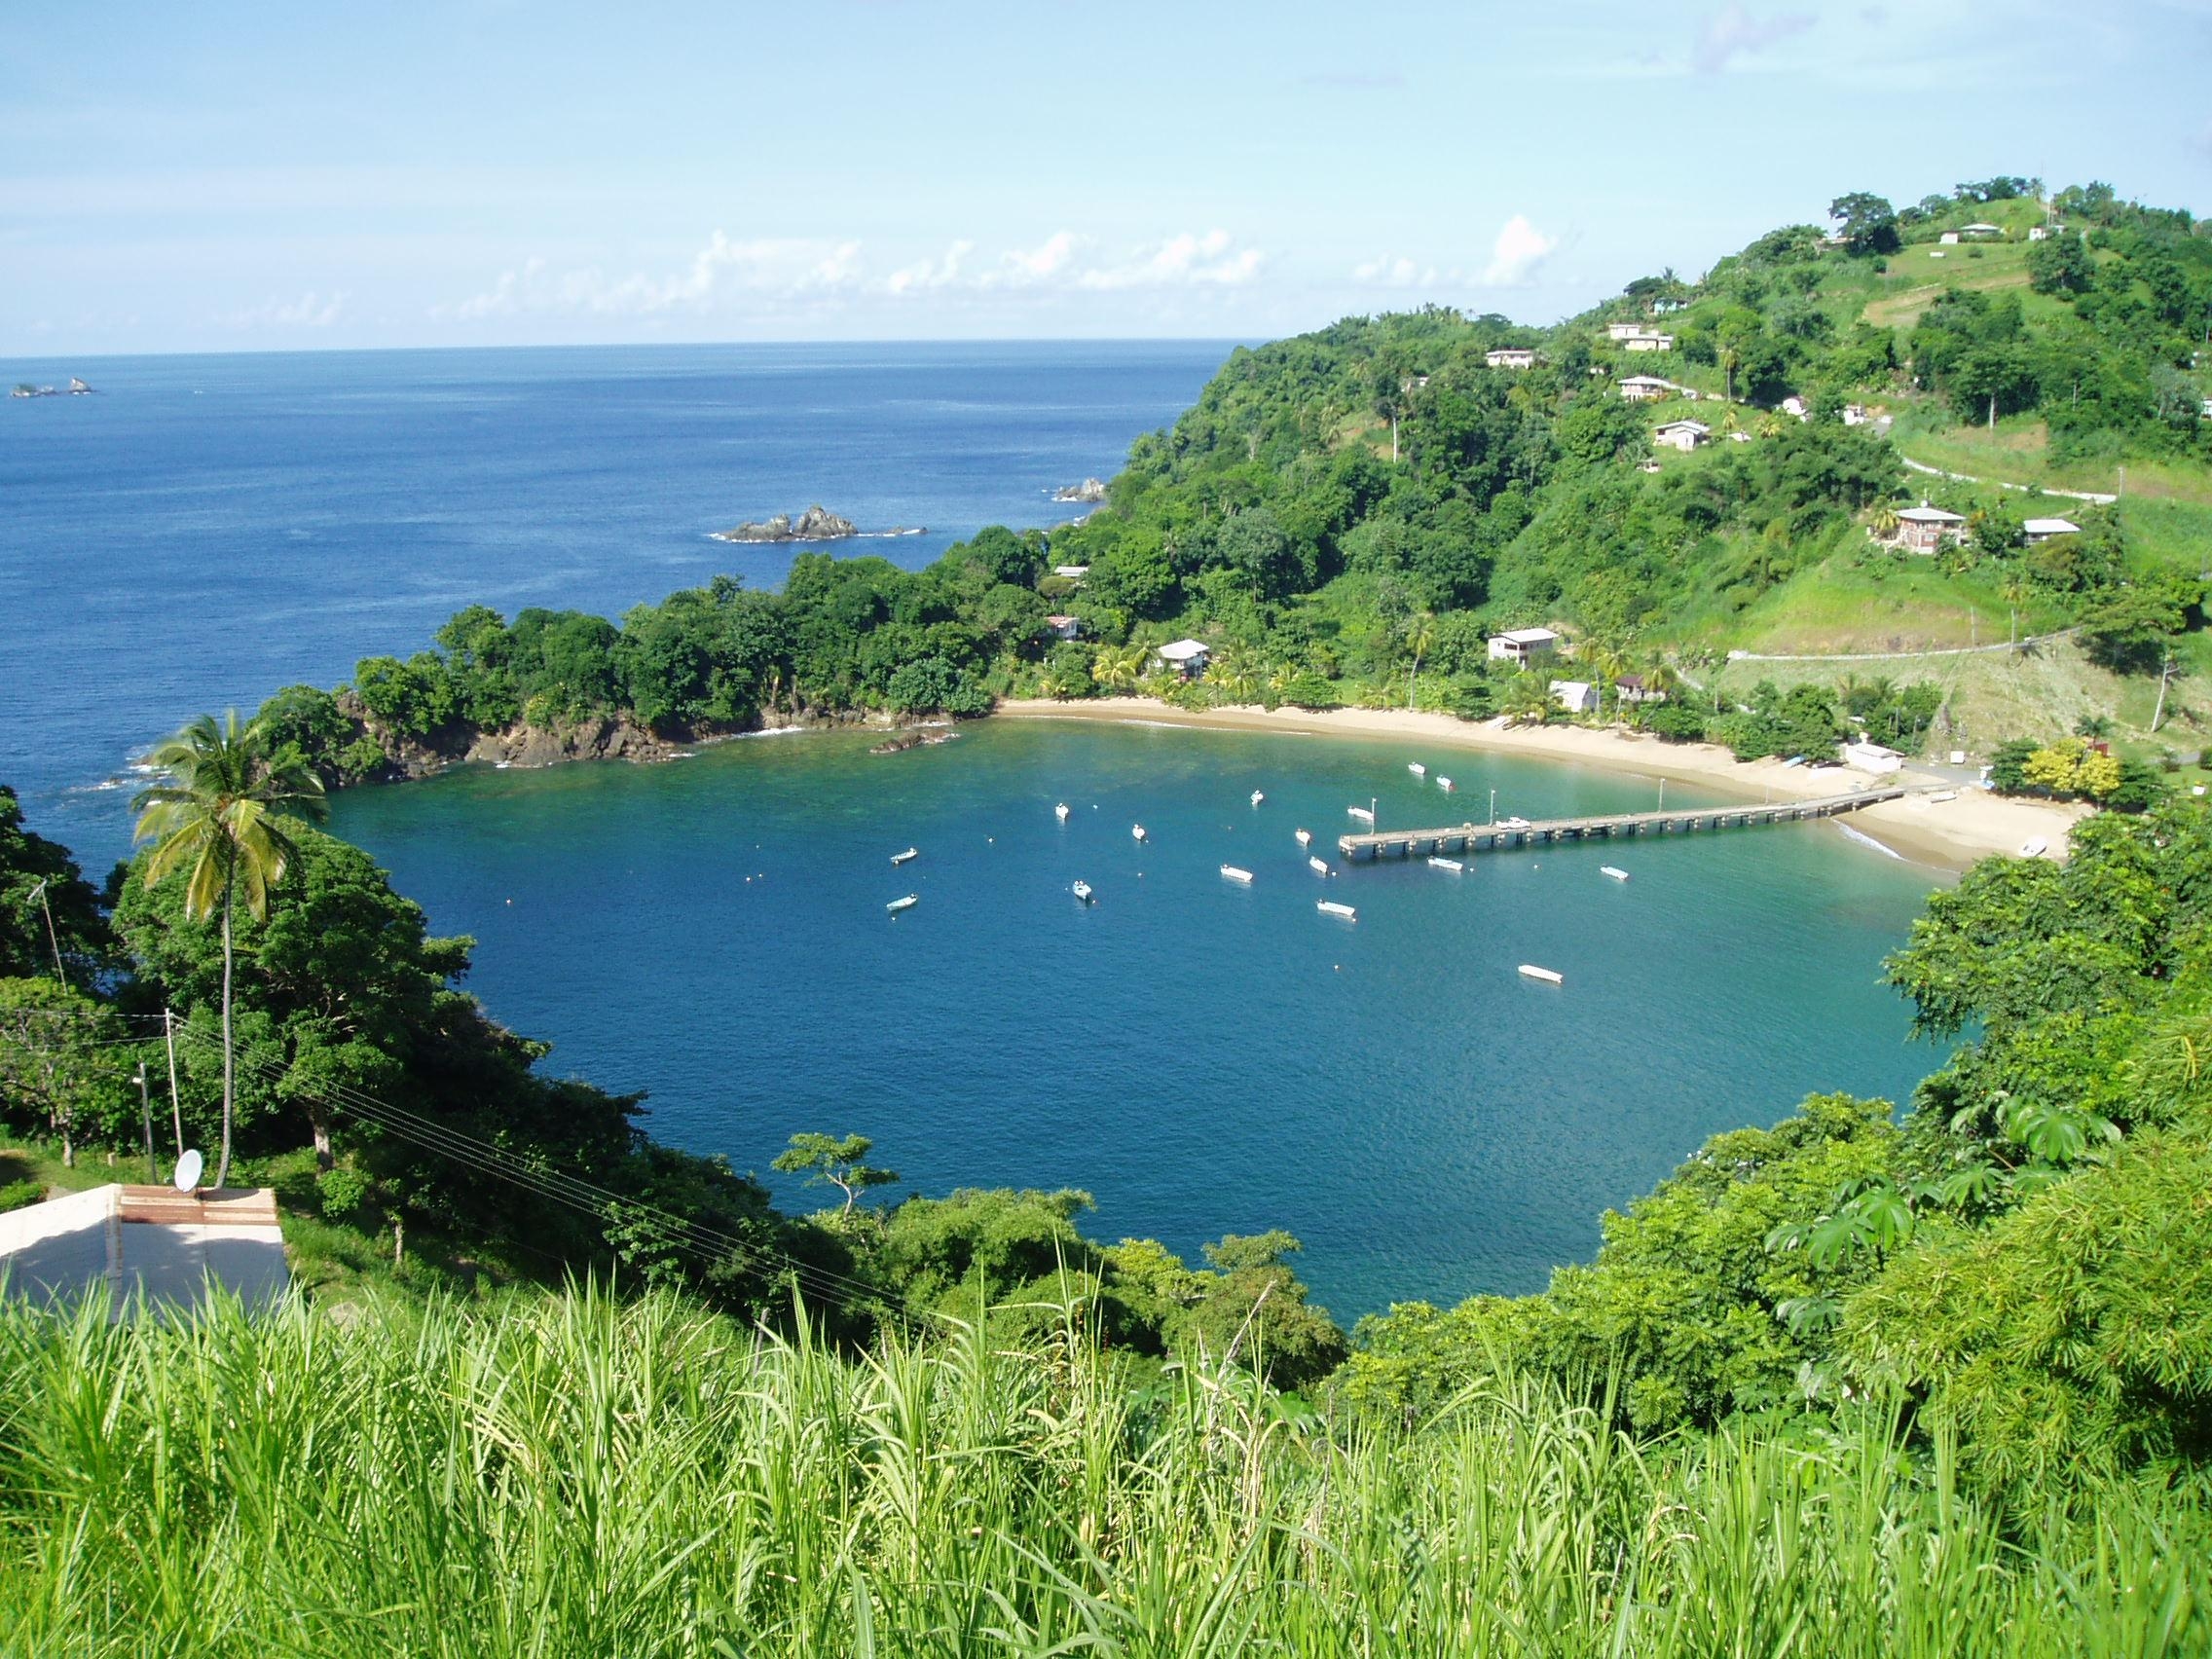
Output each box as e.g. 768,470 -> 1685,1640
1403,613 -> 1436,711
131,712 -> 327,1188
1866,500 -> 1900,541
1205,645 -> 1261,705
1499,674 -> 1554,725
2001,571 -> 2030,646
1089,644 -> 1148,695
773,1131 -> 899,1217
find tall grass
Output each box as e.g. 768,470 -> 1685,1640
0,1286 -> 2202,1655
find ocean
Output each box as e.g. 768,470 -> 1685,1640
1,342 -> 1945,1317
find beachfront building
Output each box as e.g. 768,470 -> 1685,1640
1653,419 -> 1710,452
1488,627 -> 1560,666
0,1185 -> 289,1318
1045,614 -> 1084,641
2022,516 -> 2082,546
1486,348 -> 1539,369
1841,740 -> 1905,774
1619,375 -> 1673,403
1892,504 -> 1968,554
1153,639 -> 1211,678
1614,673 -> 1666,705
1549,680 -> 1601,716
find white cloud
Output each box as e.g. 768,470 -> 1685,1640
1074,230 -> 1263,290
1691,4 -> 1816,72
887,240 -> 975,294
1480,216 -> 1558,286
1353,255 -> 1441,288
217,289 -> 349,330
440,234 -> 865,320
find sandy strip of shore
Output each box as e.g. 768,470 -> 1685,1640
993,698 -> 2090,872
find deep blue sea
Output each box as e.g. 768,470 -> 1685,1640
0,343 -> 1947,1317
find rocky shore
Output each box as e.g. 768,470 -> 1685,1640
711,503 -> 922,543
1051,477 -> 1108,503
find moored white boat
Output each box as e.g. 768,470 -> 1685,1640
1408,762 -> 1425,777
1250,790 -> 1266,806
1055,802 -> 1070,822
1131,824 -> 1148,842
1500,816 -> 1530,830
887,894 -> 919,915
1295,828 -> 1312,847
1309,855 -> 1331,876
1428,856 -> 1463,872
1220,865 -> 1254,885
1072,880 -> 1094,903
1601,866 -> 1629,882
891,847 -> 919,866
1317,900 -> 1357,920
1437,777 -> 1454,792
1346,805 -> 1375,823
1518,963 -> 1563,984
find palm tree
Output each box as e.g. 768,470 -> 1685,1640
1206,645 -> 1261,705
132,712 -> 327,1189
1403,613 -> 1436,711
1089,644 -> 1148,695
2000,571 -> 2029,646
1866,500 -> 1900,543
1499,674 -> 1554,726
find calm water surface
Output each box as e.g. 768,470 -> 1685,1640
334,719 -> 1945,1318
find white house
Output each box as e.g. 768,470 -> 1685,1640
1605,321 -> 1648,340
1960,223 -> 2003,239
1486,348 -> 1539,369
2022,517 -> 2082,545
1614,673 -> 1666,705
1653,419 -> 1711,451
1052,564 -> 1089,582
1622,333 -> 1676,352
1045,613 -> 1084,641
1893,503 -> 1968,554
1488,627 -> 1560,665
1842,403 -> 1869,425
1154,639 -> 1210,678
1549,680 -> 1601,715
1841,740 -> 1905,774
0,1184 -> 289,1318
1938,231 -> 1961,245
1780,395 -> 1809,421
1619,375 -> 1674,403
2028,225 -> 2052,241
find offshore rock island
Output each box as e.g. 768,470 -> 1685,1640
712,503 -> 921,542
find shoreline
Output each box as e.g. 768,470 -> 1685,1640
992,698 -> 2090,872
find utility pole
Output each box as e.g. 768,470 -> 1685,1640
163,1008 -> 184,1154
134,1064 -> 156,1182
23,880 -> 66,986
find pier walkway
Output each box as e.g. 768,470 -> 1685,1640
1337,787 -> 1909,863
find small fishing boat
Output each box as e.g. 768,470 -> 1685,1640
1131,824 -> 1148,842
1518,964 -> 1564,984
1317,900 -> 1358,921
1437,777 -> 1454,792
1055,802 -> 1071,823
891,847 -> 919,866
2020,836 -> 2048,858
1309,856 -> 1331,876
1601,866 -> 1630,882
1295,828 -> 1312,847
887,895 -> 919,915
1346,805 -> 1375,823
1072,880 -> 1094,903
1220,865 -> 1255,885
1428,857 -> 1463,873
1500,816 -> 1530,830
1250,790 -> 1266,806
1408,762 -> 1426,777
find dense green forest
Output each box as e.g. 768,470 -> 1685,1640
258,178 -> 2210,792
6,174 -> 2212,1647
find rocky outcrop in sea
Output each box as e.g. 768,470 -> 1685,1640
1051,477 -> 1108,503
714,504 -> 862,542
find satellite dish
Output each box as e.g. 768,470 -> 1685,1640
173,1149 -> 203,1193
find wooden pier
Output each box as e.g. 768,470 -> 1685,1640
1337,787 -> 1909,863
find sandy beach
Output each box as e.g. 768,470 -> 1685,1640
994,698 -> 2091,872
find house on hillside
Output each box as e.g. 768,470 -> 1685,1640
1780,395 -> 1809,421
1486,348 -> 1539,369
1549,680 -> 1601,715
1653,419 -> 1711,451
1622,332 -> 1676,352
1892,503 -> 1968,554
1960,223 -> 2003,240
1052,564 -> 1089,583
1727,429 -> 1753,442
2028,225 -> 2057,241
1842,403 -> 1869,425
1605,321 -> 1648,341
0,1185 -> 289,1318
1614,673 -> 1667,705
1153,639 -> 1210,678
1046,614 -> 1084,641
1938,231 -> 1961,245
2022,516 -> 2082,545
1638,459 -> 1664,473
1619,375 -> 1673,403
1488,627 -> 1560,666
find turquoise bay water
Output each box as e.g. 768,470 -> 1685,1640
334,719 -> 1947,1320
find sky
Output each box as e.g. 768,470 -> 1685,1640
4,0 -> 2209,357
